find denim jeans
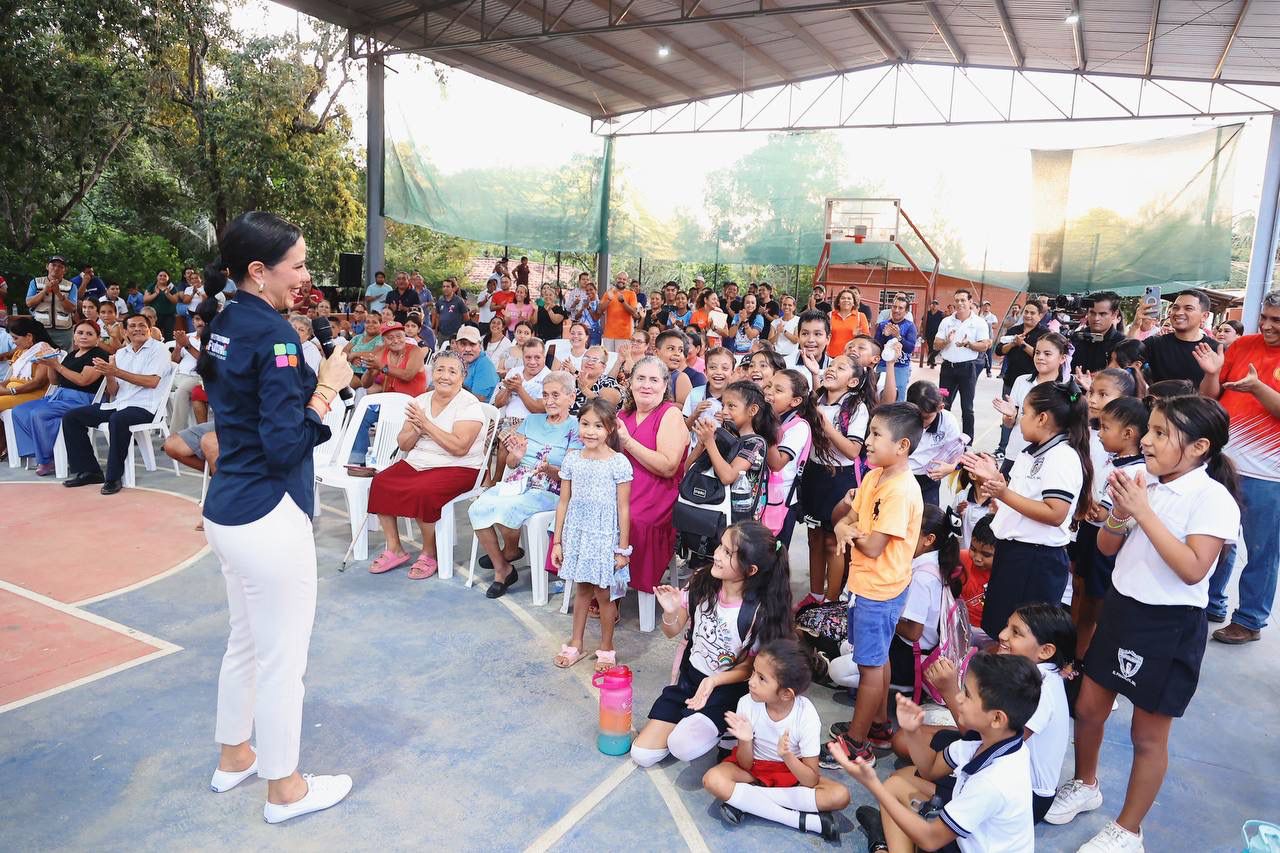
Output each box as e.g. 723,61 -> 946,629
877,361 -> 912,402
1207,542 -> 1237,620
1215,475 -> 1280,631
348,405 -> 379,464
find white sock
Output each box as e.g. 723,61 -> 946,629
727,784 -> 823,833
765,786 -> 818,811
630,745 -> 669,768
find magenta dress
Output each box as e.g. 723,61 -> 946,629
620,401 -> 687,593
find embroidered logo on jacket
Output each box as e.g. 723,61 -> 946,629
1114,648 -> 1144,684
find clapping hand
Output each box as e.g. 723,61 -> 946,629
693,416 -> 717,447
1193,342 -> 1224,378
615,419 -> 632,451
724,711 -> 754,744
977,472 -> 1008,501
654,584 -> 681,614
1223,364 -> 1263,395
991,395 -> 1017,418
895,692 -> 926,732
959,452 -> 1000,483
1106,469 -> 1149,521
1073,366 -> 1093,391
826,738 -> 876,786
405,402 -> 429,432
833,516 -> 864,555
777,729 -> 795,762
924,658 -> 957,697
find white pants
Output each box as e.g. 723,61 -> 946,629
206,495 -> 317,780
171,373 -> 202,432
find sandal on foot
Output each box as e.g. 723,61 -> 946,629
480,548 -> 524,571
554,645 -> 586,668
369,549 -> 411,574
407,554 -> 438,580
594,649 -> 617,673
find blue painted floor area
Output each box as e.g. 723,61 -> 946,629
2,383 -> 1277,853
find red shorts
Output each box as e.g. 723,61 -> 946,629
722,747 -> 799,788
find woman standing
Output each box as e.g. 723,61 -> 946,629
617,356 -> 689,598
505,284 -> 536,333
534,284 -> 568,341
826,288 -> 870,357
197,212 -> 355,824
10,320 -> 105,473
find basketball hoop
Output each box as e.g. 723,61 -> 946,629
853,224 -> 868,244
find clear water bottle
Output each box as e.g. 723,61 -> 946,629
364,426 -> 377,468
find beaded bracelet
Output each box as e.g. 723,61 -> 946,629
1104,512 -> 1132,534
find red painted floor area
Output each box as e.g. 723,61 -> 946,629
0,483 -> 205,603
0,588 -> 163,707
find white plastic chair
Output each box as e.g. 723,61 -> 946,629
52,383 -> 106,479
89,367 -> 181,488
1,410 -> 18,469
434,403 -> 500,579
466,507 -> 559,603
314,392 -> 412,561
310,394 -> 351,515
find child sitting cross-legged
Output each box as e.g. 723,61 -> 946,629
832,652 -> 1042,853
702,639 -> 849,841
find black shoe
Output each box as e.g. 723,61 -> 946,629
63,472 -> 105,488
479,547 -> 524,571
100,480 -> 123,495
856,805 -> 888,851
719,802 -> 744,825
1207,611 -> 1227,623
812,811 -> 841,842
485,566 -> 519,598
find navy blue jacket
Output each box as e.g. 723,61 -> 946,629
202,290 -> 331,525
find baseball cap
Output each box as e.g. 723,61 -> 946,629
380,322 -> 405,335
693,275 -> 705,283
455,325 -> 483,343
49,255 -> 67,265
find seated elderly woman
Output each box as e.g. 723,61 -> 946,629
365,350 -> 489,579
0,318 -> 59,461
468,369 -> 579,599
10,320 -> 108,474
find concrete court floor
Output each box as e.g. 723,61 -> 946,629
1,367 -> 1276,852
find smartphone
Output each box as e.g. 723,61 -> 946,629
1142,286 -> 1160,312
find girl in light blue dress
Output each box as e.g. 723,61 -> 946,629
552,398 -> 634,672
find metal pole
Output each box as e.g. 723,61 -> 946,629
556,250 -> 562,287
364,54 -> 386,288
1245,113 -> 1280,333
596,136 -> 615,288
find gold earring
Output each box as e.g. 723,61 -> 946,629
257,281 -> 265,293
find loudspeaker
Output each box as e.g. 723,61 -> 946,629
339,252 -> 363,289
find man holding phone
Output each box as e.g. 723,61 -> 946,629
1067,290 -> 1125,374
599,271 -> 641,353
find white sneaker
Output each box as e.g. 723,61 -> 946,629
1079,820 -> 1144,852
263,774 -> 353,824
1045,778 -> 1103,825
210,749 -> 258,793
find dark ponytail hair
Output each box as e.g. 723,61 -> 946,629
756,639 -> 813,695
1150,394 -> 1239,499
907,380 -> 945,433
686,520 -> 794,659
776,368 -> 837,466
1094,367 -> 1136,397
1023,380 -> 1093,522
1011,602 -> 1076,671
725,380 -> 778,445
834,358 -> 877,435
919,504 -> 964,597
196,211 -> 304,383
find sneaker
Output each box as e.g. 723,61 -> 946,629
867,721 -> 895,750
794,592 -> 824,612
1044,778 -> 1103,825
263,774 -> 352,824
1079,820 -> 1145,852
855,805 -> 888,852
828,720 -> 850,740
818,736 -> 874,770
210,749 -> 258,793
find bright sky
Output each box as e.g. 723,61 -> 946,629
236,0 -> 1269,274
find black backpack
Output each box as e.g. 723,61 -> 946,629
672,425 -> 741,561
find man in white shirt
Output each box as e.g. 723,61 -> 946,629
933,288 -> 990,440
61,313 -> 170,495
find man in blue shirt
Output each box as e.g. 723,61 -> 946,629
73,264 -> 107,303
384,272 -> 420,322
874,293 -> 918,402
433,278 -> 468,340
364,270 -> 391,313
454,325 -> 498,401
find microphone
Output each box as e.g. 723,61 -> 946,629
310,316 -> 354,401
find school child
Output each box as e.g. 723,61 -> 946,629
689,380 -> 777,523
959,517 -> 997,647
631,521 -> 795,767
992,332 -> 1069,464
822,403 -> 925,767
744,348 -> 783,387
1048,395 -> 1240,852
761,369 -> 829,546
683,346 -> 734,432
960,381 -> 1093,640
906,381 -> 965,506
827,504 -> 964,703
551,399 -> 634,672
784,309 -> 832,391
795,356 -> 877,609
833,653 -> 1042,853
1106,339 -> 1148,397
952,468 -> 993,551
702,639 -> 848,841
1072,396 -> 1148,658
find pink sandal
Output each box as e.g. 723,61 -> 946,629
593,649 -> 617,673
369,549 -> 411,574
554,645 -> 586,668
407,554 -> 438,580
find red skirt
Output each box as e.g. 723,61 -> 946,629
367,461 -> 479,522
721,747 -> 799,788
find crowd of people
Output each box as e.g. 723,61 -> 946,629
2,242 -> 1275,850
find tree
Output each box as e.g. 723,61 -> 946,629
0,0 -> 162,253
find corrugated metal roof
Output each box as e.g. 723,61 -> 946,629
276,0 -> 1280,119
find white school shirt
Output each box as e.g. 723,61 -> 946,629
784,350 -> 828,391
102,338 -> 170,414
817,396 -> 869,466
1088,452 -> 1146,527
896,551 -> 944,650
940,735 -> 1035,853
936,314 -> 990,364
500,365 -> 550,419
772,315 -> 800,357
1111,465 -> 1239,608
734,694 -> 821,762
990,434 -> 1082,547
909,409 -> 964,476
1024,662 -> 1069,797
1002,373 -> 1040,461
769,413 -> 811,505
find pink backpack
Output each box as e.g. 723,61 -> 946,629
761,416 -> 812,534
912,568 -> 977,706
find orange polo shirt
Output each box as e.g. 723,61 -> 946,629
828,309 -> 870,357
848,466 -> 923,600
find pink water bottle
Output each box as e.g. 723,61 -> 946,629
592,665 -> 633,755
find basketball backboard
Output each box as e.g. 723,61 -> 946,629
825,198 -> 900,244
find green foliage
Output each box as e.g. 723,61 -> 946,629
384,220 -> 474,282
0,215 -> 181,291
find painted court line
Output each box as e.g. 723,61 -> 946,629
0,579 -> 182,715
74,544 -> 211,606
524,761 -> 637,853
647,767 -> 712,853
